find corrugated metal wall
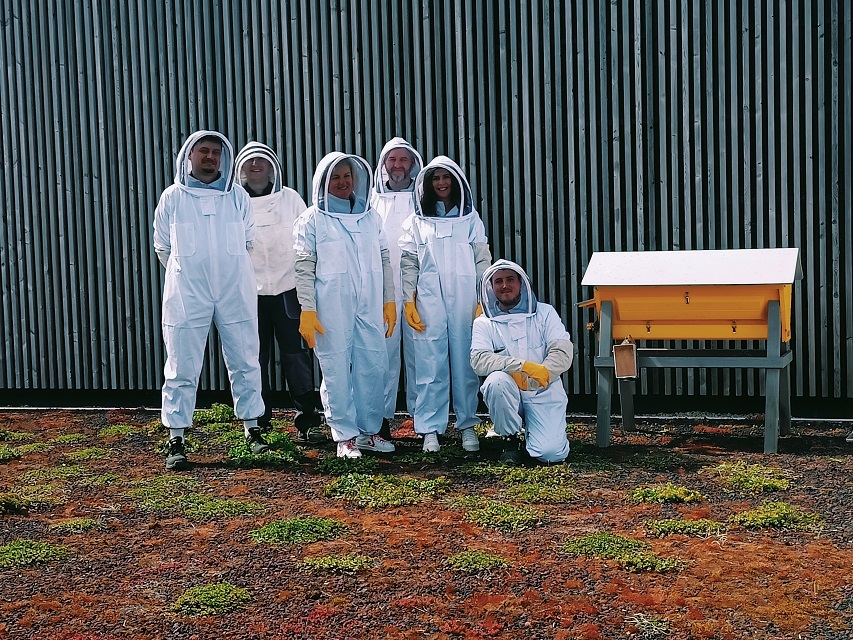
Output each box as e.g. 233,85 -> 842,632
1,0 -> 851,411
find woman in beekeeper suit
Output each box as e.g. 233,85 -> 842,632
293,153 -> 398,458
399,157 -> 492,453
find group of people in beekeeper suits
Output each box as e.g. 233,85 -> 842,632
153,130 -> 574,468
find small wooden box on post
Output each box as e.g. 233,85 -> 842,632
579,248 -> 802,454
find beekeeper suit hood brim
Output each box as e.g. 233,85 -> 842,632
312,152 -> 373,218
414,156 -> 474,218
480,259 -> 538,319
234,141 -> 283,193
174,130 -> 236,194
374,137 -> 423,194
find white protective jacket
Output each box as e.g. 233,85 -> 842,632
471,260 -> 574,380
234,142 -> 307,296
153,130 -> 256,327
372,137 -> 423,303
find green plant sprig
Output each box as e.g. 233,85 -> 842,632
171,581 -> 251,616
446,550 -> 511,573
250,517 -> 347,545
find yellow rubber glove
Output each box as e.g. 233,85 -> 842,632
474,303 -> 483,318
383,302 -> 397,338
298,310 -> 325,349
521,361 -> 550,389
404,300 -> 425,333
510,372 -> 529,391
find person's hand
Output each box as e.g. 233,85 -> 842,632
383,302 -> 397,338
510,372 -> 528,391
299,310 -> 325,348
474,303 -> 483,319
404,300 -> 425,332
521,361 -> 550,388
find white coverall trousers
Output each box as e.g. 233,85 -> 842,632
162,316 -> 263,429
480,371 -> 570,463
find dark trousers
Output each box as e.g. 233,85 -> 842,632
258,292 -> 320,429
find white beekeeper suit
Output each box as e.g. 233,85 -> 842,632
293,153 -> 396,450
371,137 -> 423,422
399,156 -> 492,443
470,259 -> 573,463
153,130 -> 264,432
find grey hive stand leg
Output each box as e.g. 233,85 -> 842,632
779,361 -> 792,436
619,379 -> 636,431
764,301 -> 782,454
596,301 -> 614,448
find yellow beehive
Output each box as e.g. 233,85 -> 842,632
581,249 -> 801,342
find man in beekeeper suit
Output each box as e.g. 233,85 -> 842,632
153,130 -> 265,470
470,259 -> 573,464
235,142 -> 323,444
370,137 -> 423,439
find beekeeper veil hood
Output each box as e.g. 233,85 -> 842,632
174,130 -> 236,193
312,152 -> 373,217
413,156 -> 474,218
480,259 -> 537,318
374,137 -> 423,194
234,141 -> 283,193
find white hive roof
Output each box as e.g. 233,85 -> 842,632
581,248 -> 802,286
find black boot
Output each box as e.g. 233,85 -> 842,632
498,436 -> 523,466
165,436 -> 189,471
293,391 -> 325,443
378,417 -> 393,440
246,427 -> 270,454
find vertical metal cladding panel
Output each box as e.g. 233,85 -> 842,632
0,0 -> 17,388
844,0 -> 853,397
0,0 -> 851,409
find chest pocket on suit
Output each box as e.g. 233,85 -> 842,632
170,223 -> 196,257
226,222 -> 246,255
317,239 -> 348,275
455,242 -> 476,276
525,320 -> 548,361
254,209 -> 279,227
256,210 -> 290,250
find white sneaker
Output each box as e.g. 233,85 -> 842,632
355,434 -> 395,453
846,431 -> 853,443
460,427 -> 480,452
422,432 -> 440,453
337,438 -> 362,458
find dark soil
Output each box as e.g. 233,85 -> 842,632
0,409 -> 851,640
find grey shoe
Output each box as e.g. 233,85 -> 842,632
165,436 -> 189,471
296,425 -> 326,444
246,427 -> 270,454
356,433 -> 395,453
460,427 -> 480,452
422,432 -> 440,453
